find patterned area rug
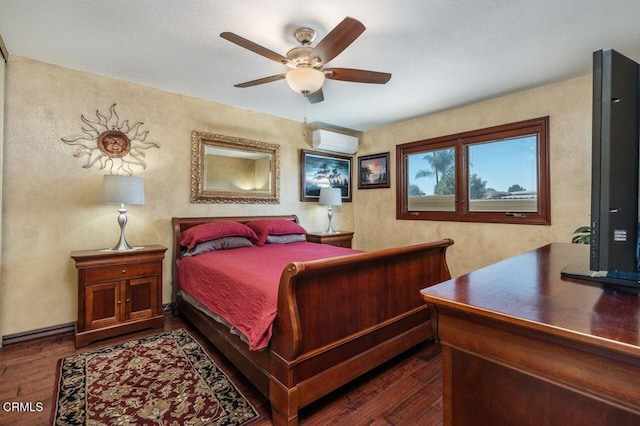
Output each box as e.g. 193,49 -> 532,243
52,329 -> 259,425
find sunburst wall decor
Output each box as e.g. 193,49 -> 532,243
61,104 -> 159,175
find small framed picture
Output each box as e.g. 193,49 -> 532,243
300,150 -> 352,202
358,152 -> 390,189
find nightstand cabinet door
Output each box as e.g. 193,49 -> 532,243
85,280 -> 122,330
127,276 -> 158,321
71,245 -> 167,347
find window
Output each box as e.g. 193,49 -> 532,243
396,116 -> 550,225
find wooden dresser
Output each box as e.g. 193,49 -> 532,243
421,243 -> 640,425
71,245 -> 167,347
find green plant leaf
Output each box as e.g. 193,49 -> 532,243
573,226 -> 591,234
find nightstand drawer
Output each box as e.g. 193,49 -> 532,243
329,240 -> 351,248
83,261 -> 159,283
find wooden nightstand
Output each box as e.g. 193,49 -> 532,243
71,245 -> 167,347
305,231 -> 354,248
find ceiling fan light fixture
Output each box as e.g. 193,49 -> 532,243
285,67 -> 325,95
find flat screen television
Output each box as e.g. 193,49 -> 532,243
561,49 -> 640,289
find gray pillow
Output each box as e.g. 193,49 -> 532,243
265,234 -> 306,244
185,236 -> 254,256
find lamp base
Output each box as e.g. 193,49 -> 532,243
111,238 -> 134,251
101,246 -> 144,253
324,206 -> 338,234
324,225 -> 338,234
111,205 -> 135,251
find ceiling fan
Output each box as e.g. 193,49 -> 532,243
220,17 -> 391,103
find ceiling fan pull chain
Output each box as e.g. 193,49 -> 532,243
304,99 -> 308,124
303,99 -> 308,136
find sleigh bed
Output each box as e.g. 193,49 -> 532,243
172,215 -> 453,425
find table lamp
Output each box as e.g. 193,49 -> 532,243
319,187 -> 342,234
100,175 -> 145,251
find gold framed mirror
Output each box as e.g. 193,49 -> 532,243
191,131 -> 280,204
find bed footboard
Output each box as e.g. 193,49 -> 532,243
268,238 -> 453,425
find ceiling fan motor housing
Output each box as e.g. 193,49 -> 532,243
288,27 -> 322,68
286,46 -> 322,68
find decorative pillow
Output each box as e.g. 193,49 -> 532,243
179,220 -> 258,250
265,234 -> 306,244
184,236 -> 254,256
245,219 -> 307,246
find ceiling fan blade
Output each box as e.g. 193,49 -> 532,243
312,17 -> 365,64
306,88 -> 324,104
221,32 -> 291,66
234,74 -> 286,88
325,68 -> 391,84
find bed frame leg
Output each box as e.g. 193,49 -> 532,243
270,379 -> 299,426
271,407 -> 298,426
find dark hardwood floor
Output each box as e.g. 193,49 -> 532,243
0,313 -> 443,425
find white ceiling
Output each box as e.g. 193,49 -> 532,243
1,0 -> 640,131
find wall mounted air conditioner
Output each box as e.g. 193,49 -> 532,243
312,129 -> 359,154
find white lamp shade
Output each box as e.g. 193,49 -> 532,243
319,187 -> 342,207
100,175 -> 145,205
286,67 -> 325,94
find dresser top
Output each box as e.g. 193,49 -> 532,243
71,244 -> 167,261
421,243 -> 640,357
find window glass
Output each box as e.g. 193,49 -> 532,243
396,117 -> 549,225
467,136 -> 538,212
407,148 -> 456,211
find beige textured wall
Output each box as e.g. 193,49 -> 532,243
355,76 -> 592,277
0,57 -> 354,337
1,56 -> 593,337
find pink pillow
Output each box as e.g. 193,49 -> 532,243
245,219 -> 307,246
179,220 -> 258,250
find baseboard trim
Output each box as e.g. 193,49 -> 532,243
2,322 -> 75,346
1,303 -> 177,346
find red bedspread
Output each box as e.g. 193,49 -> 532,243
177,242 -> 358,350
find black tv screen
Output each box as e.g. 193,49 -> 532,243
590,49 -> 639,274
562,49 -> 640,289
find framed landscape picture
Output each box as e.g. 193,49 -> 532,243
300,150 -> 352,202
358,152 -> 390,189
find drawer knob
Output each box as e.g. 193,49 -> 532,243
117,300 -> 122,304
126,298 -> 130,303
121,269 -> 127,274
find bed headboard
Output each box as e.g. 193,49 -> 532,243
170,215 -> 299,300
